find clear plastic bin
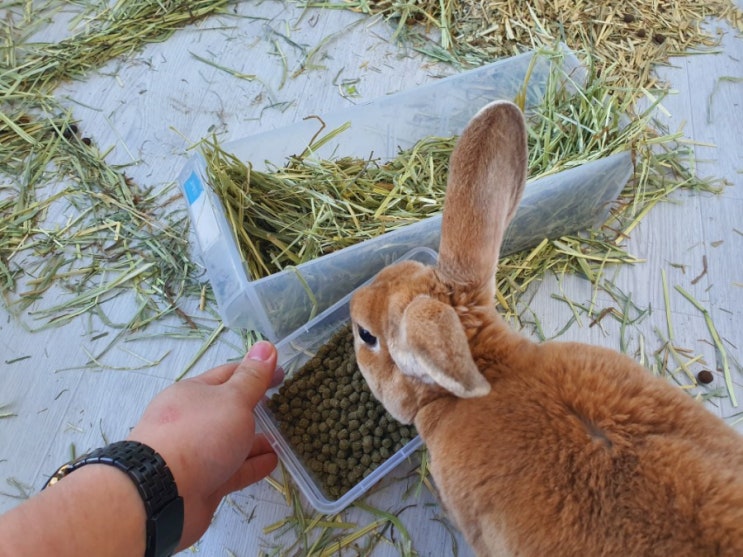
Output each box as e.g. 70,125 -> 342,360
178,46 -> 632,341
254,247 -> 436,514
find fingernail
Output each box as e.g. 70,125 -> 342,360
246,340 -> 273,362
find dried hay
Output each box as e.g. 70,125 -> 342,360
0,1 -> 232,349
320,0 -> 742,101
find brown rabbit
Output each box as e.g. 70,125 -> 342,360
349,101 -> 743,557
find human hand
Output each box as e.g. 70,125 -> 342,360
128,341 -> 282,550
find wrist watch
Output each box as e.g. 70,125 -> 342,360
43,440 -> 184,557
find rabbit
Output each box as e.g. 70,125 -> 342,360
349,100 -> 743,557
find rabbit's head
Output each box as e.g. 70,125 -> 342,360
350,101 -> 528,424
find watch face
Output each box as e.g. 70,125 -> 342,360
149,496 -> 185,557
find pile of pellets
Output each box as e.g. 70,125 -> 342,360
267,324 -> 417,499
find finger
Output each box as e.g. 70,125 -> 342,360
188,361 -> 239,386
249,434 -> 274,457
228,341 -> 278,409
271,365 -> 285,389
219,449 -> 278,496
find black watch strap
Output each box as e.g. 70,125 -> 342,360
44,440 -> 184,557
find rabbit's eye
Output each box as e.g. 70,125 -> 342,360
357,325 -> 377,347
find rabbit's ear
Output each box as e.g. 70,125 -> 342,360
438,101 -> 528,298
390,295 -> 490,398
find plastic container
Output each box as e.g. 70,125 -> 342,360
254,247 -> 436,514
178,46 -> 632,341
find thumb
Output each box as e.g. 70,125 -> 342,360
229,341 -> 278,409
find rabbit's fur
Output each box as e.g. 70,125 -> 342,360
349,101 -> 743,556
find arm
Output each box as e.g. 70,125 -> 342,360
0,463 -> 147,556
0,341 -> 281,557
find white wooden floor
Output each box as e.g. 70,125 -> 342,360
1,2 -> 741,556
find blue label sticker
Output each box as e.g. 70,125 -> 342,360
183,172 -> 204,205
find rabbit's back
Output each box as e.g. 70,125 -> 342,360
416,334 -> 743,556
